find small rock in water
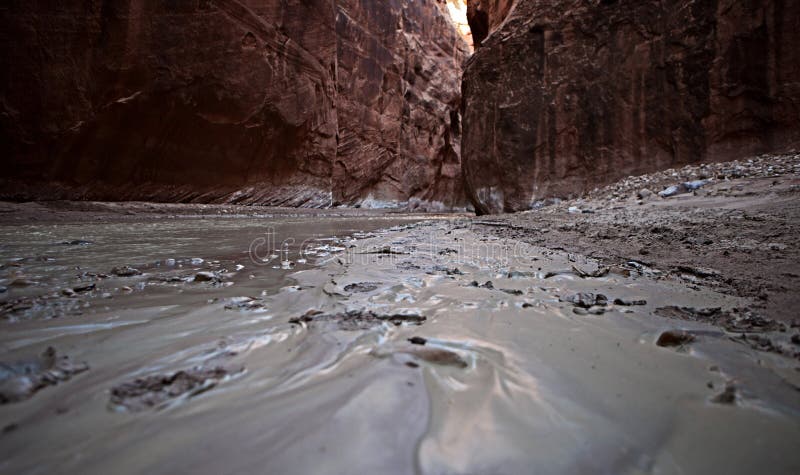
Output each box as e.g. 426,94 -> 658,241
468,280 -> 494,289
656,330 -> 695,348
710,382 -> 737,405
72,283 -> 96,293
0,286 -> 6,293
111,265 -> 142,277
61,288 -> 76,297
193,271 -> 219,283
561,292 -> 608,308
408,336 -> 427,345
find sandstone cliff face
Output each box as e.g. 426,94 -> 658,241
462,0 -> 800,214
0,0 -> 468,208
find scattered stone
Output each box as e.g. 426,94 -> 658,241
0,286 -> 6,293
468,281 -> 494,289
430,266 -> 463,276
637,189 -> 653,199
659,180 -> 709,198
408,336 -> 427,345
792,334 -> 800,345
656,330 -> 696,348
437,248 -> 458,255
343,282 -> 380,293
561,292 -> 608,308
613,297 -> 647,306
0,347 -> 89,404
111,266 -> 142,277
61,288 -> 76,297
405,361 -> 420,368
109,366 -> 233,412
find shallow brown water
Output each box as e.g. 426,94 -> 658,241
1,215 -> 798,474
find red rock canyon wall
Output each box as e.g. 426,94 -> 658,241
0,0 -> 469,208
462,0 -> 800,214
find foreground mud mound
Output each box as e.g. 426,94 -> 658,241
462,0 -> 800,213
0,0 -> 469,208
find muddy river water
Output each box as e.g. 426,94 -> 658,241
0,213 -> 798,474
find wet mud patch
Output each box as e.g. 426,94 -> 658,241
0,347 -> 88,404
109,366 -> 240,412
654,306 -> 785,333
343,282 -> 381,293
401,347 -> 469,368
731,334 -> 800,361
289,310 -> 426,331
1,295 -> 89,321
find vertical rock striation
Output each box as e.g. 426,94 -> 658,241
0,0 -> 469,208
461,0 -> 800,214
